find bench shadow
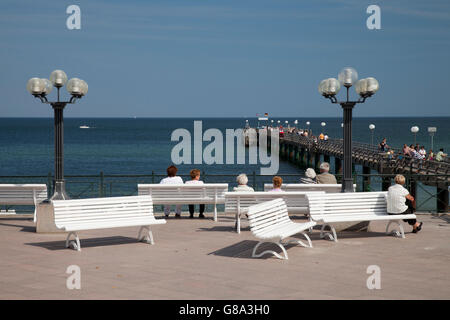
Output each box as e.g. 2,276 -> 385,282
0,221 -> 36,233
25,236 -> 139,251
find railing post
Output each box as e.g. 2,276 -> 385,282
152,170 -> 155,184
99,171 -> 104,197
47,171 -> 52,198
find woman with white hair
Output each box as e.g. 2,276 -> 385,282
233,173 -> 254,192
387,174 -> 423,233
300,168 -> 317,184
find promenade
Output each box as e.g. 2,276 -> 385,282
1,212 -> 449,299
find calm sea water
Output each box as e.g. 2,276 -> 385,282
0,117 -> 448,176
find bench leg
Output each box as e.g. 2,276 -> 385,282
282,232 -> 313,248
138,226 -> 155,245
320,224 -> 338,242
235,212 -> 241,234
65,232 -> 81,251
252,241 -> 289,260
386,220 -> 405,239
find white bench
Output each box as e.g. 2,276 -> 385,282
247,198 -> 316,260
306,191 -> 417,241
0,184 -> 47,222
264,183 -> 356,192
225,191 -> 325,233
138,184 -> 228,221
52,195 -> 166,251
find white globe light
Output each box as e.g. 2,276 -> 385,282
26,78 -> 45,95
277,120 -> 280,123
411,126 -> 419,133
319,78 -> 340,96
294,120 -> 298,124
271,120 -> 274,123
49,70 -> 68,87
338,67 -> 358,87
321,122 -> 326,127
306,121 -> 310,125
79,79 -> 88,96
365,77 -> 379,94
369,124 -> 375,130
66,78 -> 83,95
341,123 -> 344,127
285,121 -> 288,124
41,79 -> 53,95
355,78 -> 368,95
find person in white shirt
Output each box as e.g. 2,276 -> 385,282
387,174 -> 423,233
160,165 -> 183,218
300,168 -> 317,184
269,176 -> 284,192
233,174 -> 254,192
185,169 -> 205,219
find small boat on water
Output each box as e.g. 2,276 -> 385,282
79,125 -> 90,129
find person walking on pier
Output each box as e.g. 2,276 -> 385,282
387,174 -> 423,233
316,162 -> 337,184
300,168 -> 317,184
160,165 -> 183,218
185,169 -> 205,219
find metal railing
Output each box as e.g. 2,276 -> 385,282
0,172 -> 448,214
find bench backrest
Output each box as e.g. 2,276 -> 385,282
0,184 -> 47,205
263,183 -> 355,193
247,198 -> 291,237
137,184 -> 228,204
52,195 -> 155,228
225,191 -> 325,214
306,191 -> 388,222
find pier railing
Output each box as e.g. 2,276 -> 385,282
0,172 -> 448,214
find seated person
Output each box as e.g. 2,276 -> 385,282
300,168 -> 317,184
387,175 -> 423,233
269,176 -> 283,192
436,148 -> 447,162
160,165 -> 183,218
185,169 -> 205,219
316,162 -> 337,184
233,173 -> 254,192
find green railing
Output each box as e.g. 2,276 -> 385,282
0,172 -> 448,214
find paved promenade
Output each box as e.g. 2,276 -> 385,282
0,212 -> 449,299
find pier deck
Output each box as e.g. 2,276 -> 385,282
1,212 -> 449,299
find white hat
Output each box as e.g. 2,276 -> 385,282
305,168 -> 316,179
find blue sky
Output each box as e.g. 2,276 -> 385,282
0,0 -> 449,117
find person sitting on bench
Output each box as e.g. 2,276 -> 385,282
185,169 -> 205,219
387,174 -> 423,233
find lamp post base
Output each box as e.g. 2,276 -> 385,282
341,179 -> 355,193
49,181 -> 70,201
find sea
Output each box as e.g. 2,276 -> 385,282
0,117 -> 448,211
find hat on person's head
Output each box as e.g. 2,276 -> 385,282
305,168 -> 316,179
319,162 -> 330,171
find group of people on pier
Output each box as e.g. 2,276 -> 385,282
379,138 -> 447,162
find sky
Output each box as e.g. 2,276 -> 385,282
0,0 -> 449,118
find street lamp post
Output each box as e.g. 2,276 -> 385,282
369,124 -> 376,146
306,121 -> 310,135
321,122 -> 326,132
318,67 -> 379,192
411,126 -> 419,145
428,127 -> 437,151
27,70 -> 88,200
